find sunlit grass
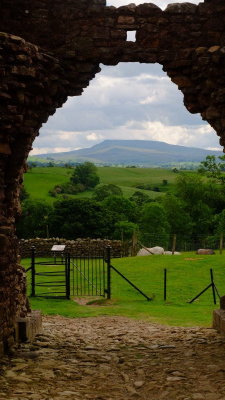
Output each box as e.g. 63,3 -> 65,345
23,166 -> 178,203
22,251 -> 225,327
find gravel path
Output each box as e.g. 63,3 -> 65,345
1,315 -> 225,400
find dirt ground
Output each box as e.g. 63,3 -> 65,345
1,315 -> 225,400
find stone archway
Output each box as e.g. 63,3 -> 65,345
1,0 -> 225,352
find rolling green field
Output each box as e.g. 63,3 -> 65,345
22,252 -> 225,327
23,166 -> 179,203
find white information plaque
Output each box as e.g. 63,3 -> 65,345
51,245 -> 66,252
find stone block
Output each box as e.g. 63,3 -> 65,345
117,16 -> 135,25
213,309 -> 225,334
15,310 -> 42,342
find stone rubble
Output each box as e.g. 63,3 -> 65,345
1,315 -> 225,400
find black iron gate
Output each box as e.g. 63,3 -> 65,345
27,247 -> 151,301
71,253 -> 106,297
29,248 -> 71,299
28,247 -> 108,299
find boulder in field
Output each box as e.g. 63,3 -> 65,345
137,248 -> 152,256
196,249 -> 215,255
149,246 -> 164,255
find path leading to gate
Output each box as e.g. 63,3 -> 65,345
1,316 -> 225,400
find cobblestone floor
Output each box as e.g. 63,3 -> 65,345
1,316 -> 225,400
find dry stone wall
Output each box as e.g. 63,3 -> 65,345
19,238 -> 122,258
1,0 -> 225,350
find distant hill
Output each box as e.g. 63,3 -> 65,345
29,140 -> 223,167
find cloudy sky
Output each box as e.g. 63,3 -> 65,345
32,0 -> 221,155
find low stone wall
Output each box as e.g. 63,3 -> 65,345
19,238 -> 122,258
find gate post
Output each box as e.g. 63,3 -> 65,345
66,254 -> 71,300
31,246 -> 36,297
106,246 -> 111,300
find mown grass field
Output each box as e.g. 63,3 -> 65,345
23,166 -> 179,203
22,252 -> 225,327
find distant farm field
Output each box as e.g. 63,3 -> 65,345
23,166 -> 179,203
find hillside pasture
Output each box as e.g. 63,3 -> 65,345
23,166 -> 178,203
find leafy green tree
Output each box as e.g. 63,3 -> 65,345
70,162 -> 100,189
139,202 -> 169,246
16,200 -> 52,239
129,191 -> 150,206
49,199 -> 113,239
175,174 -> 214,236
50,182 -> 85,197
175,173 -> 207,205
198,155 -> 225,184
214,210 -> 225,234
114,221 -> 139,241
93,184 -> 123,201
102,195 -> 138,223
161,194 -> 193,236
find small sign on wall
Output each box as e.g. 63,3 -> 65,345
51,245 -> 66,252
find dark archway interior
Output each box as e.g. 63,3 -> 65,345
1,0 -> 225,352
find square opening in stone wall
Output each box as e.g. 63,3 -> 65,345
126,31 -> 136,42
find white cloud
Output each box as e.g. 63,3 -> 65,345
140,94 -> 158,105
206,147 -> 223,151
97,121 -> 217,149
86,133 -> 104,141
107,0 -> 200,9
34,58 -> 222,155
30,146 -> 79,155
58,131 -> 82,140
32,119 -> 220,155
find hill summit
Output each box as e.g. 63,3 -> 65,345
30,139 -> 223,167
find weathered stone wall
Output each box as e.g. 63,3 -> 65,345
1,0 -> 225,350
0,32 -> 99,352
19,238 -> 122,258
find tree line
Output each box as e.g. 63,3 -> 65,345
17,157 -> 225,249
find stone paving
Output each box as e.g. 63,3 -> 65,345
1,316 -> 225,400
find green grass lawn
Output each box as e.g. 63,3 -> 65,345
22,252 -> 225,327
24,167 -> 73,204
23,166 -> 178,203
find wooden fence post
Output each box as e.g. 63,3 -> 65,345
220,233 -> 223,255
172,234 -> 177,255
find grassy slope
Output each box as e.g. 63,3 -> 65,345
23,252 -> 225,327
23,166 -> 178,204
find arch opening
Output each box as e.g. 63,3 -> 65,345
2,0 -> 225,353
32,62 -> 219,158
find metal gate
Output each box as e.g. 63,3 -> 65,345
71,253 -> 107,297
27,247 -> 150,301
27,247 -> 109,299
28,248 -> 70,299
